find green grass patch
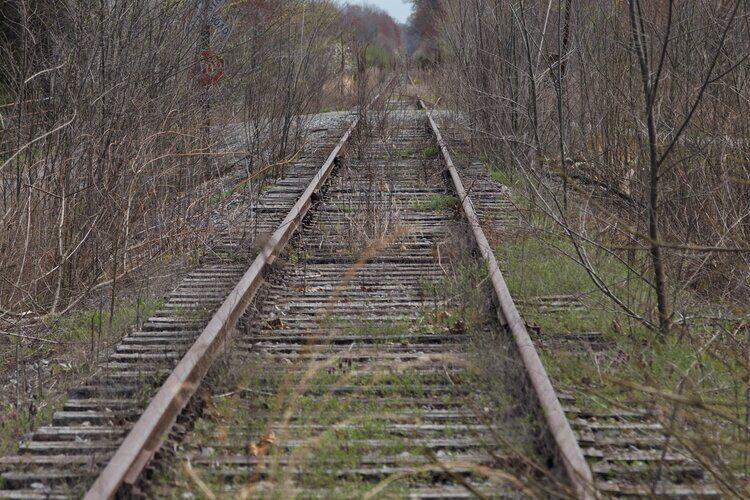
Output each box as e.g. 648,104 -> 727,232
420,145 -> 440,158
1,296 -> 163,458
495,218 -> 650,338
47,297 -> 162,343
501,238 -> 595,299
395,147 -> 416,158
485,159 -> 520,188
161,240 -> 556,496
345,319 -> 412,337
0,400 -> 60,457
414,193 -> 458,211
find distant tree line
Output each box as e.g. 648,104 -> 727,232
405,0 -> 440,65
342,3 -> 404,69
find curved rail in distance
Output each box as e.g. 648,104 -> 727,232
417,98 -> 596,499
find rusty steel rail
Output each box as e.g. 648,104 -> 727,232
84,117 -> 360,499
418,99 -> 596,499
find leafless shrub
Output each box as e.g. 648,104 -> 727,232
432,0 -> 750,325
0,0 -> 346,318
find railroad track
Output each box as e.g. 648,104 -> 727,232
0,112 -> 358,498
147,99 -> 538,498
429,112 -> 720,497
0,94 -> 717,498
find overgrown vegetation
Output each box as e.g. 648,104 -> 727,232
0,0 -> 377,319
160,273 -> 554,497
488,163 -> 519,189
489,170 -> 749,492
408,2 -> 750,491
1,0 -> 372,468
414,193 -> 458,211
151,113 -> 560,497
420,145 -> 440,158
416,0 -> 750,330
0,295 -> 162,455
0,2 -> 406,439
49,297 -> 163,344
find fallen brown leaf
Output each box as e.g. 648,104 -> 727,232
267,318 -> 286,329
198,387 -> 222,421
215,424 -> 228,443
249,431 -> 277,457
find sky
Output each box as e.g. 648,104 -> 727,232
352,0 -> 413,24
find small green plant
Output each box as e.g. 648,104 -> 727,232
414,194 -> 458,211
420,145 -> 440,158
490,166 -> 518,187
0,399 -> 59,456
395,147 -> 416,158
335,202 -> 354,213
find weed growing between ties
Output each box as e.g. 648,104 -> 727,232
156,96 -> 563,497
419,145 -> 440,159
414,193 -> 459,212
161,327 -> 464,496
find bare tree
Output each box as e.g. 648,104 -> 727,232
0,0 -> 348,318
